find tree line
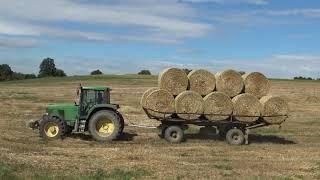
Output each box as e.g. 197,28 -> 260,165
2,59 -> 319,81
0,58 -> 66,81
293,76 -> 320,80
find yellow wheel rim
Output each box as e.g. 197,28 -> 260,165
96,118 -> 114,136
44,122 -> 59,138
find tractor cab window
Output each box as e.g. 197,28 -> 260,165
80,89 -> 109,116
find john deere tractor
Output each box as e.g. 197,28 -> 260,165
28,86 -> 124,142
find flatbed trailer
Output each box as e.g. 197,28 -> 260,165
143,108 -> 288,145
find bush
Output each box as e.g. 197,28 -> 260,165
54,69 -> 66,77
238,71 -> 246,75
91,70 -> 103,75
138,70 -> 151,75
182,68 -> 192,75
294,76 -> 314,80
0,64 -> 37,81
25,74 -> 37,79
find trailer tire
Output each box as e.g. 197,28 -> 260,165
226,128 -> 244,145
164,126 -> 184,143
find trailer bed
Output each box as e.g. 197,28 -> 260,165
142,107 -> 288,145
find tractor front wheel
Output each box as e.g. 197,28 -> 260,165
39,117 -> 65,140
88,110 -> 121,142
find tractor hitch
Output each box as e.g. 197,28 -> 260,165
27,119 -> 40,130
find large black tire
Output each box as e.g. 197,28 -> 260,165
39,117 -> 65,140
118,112 -> 125,134
88,110 -> 121,142
164,126 -> 184,143
226,128 -> 245,145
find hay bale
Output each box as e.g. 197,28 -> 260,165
145,89 -> 175,118
203,92 -> 233,121
215,69 -> 244,97
260,96 -> 289,124
243,72 -> 270,99
158,68 -> 188,96
232,93 -> 262,122
175,91 -> 204,120
140,87 -> 158,107
188,69 -> 216,96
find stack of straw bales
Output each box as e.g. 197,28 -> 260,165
141,68 -> 289,124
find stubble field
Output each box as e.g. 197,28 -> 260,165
0,75 -> 319,179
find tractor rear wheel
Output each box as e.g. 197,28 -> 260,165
88,110 -> 121,142
39,117 -> 65,140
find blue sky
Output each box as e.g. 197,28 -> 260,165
0,0 -> 320,78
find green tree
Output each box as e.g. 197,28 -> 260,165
39,58 -> 57,77
91,69 -> 103,75
238,71 -> 246,75
11,72 -> 25,80
0,64 -> 13,81
25,74 -> 37,79
138,70 -> 151,75
182,68 -> 192,75
54,69 -> 67,77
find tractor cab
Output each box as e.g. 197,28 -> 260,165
78,86 -> 112,117
28,85 -> 124,142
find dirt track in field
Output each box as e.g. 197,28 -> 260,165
0,76 -> 320,179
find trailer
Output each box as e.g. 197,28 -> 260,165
143,108 -> 288,145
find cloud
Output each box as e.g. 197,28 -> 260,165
0,0 -> 211,44
263,9 -> 320,18
181,0 -> 269,5
208,54 -> 320,78
0,37 -> 40,48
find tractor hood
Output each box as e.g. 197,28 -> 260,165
46,103 -> 79,123
47,103 -> 78,110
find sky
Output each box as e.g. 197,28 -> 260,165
0,0 -> 320,78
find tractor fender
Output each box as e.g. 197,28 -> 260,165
86,104 -> 119,122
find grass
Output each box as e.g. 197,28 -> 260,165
0,75 -> 320,179
0,162 -> 149,180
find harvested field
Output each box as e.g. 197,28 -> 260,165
0,75 -> 320,179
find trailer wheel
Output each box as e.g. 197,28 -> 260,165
226,128 -> 244,145
164,126 -> 184,143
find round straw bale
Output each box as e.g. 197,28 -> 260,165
260,96 -> 289,124
188,69 -> 216,96
232,93 -> 262,122
203,92 -> 233,121
158,68 -> 188,96
175,91 -> 204,120
243,72 -> 270,99
215,69 -> 244,97
145,89 -> 175,118
140,87 -> 158,107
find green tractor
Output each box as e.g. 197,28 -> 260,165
28,86 -> 124,142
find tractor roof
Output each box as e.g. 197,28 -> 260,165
81,86 -> 111,91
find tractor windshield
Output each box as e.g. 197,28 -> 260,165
80,89 -> 110,116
